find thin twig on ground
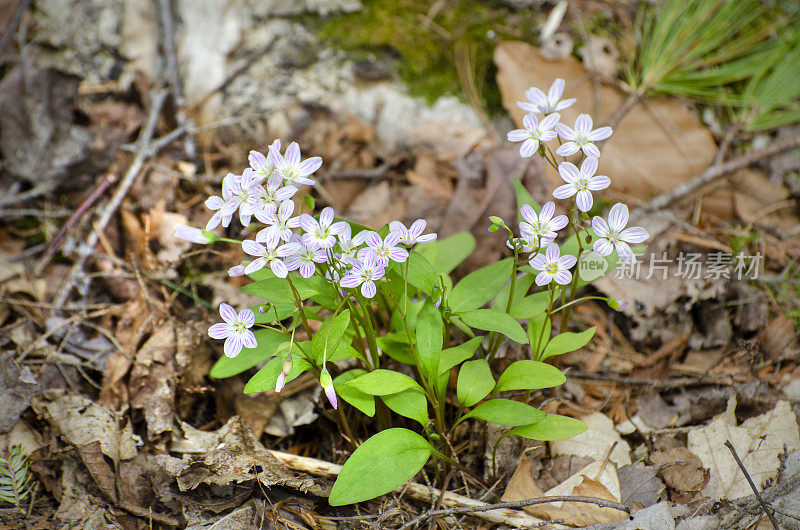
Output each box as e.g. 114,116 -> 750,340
398,495 -> 629,530
724,440 -> 780,530
640,133 -> 800,212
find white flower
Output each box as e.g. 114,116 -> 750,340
357,231 -> 408,267
591,203 -> 649,263
248,139 -> 282,181
174,225 -> 214,244
273,142 -> 322,186
335,223 -> 359,260
228,264 -> 246,277
257,199 -> 301,242
529,243 -> 577,286
252,173 -> 298,223
299,207 -> 347,249
555,114 -> 612,158
553,157 -> 610,212
340,255 -> 385,298
242,233 -> 294,277
507,113 -> 560,157
517,78 -> 576,115
208,303 -> 257,358
519,201 -> 568,246
283,236 -> 327,278
389,219 -> 437,245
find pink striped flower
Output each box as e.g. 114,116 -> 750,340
299,207 -> 347,249
389,219 -> 437,245
591,203 -> 649,263
283,236 -> 327,278
273,142 -> 322,186
248,139 -> 282,181
519,201 -> 568,246
553,157 -> 610,212
242,233 -> 294,277
257,199 -> 301,242
555,114 -> 612,158
529,243 -> 577,286
208,303 -> 257,358
507,113 -> 560,157
340,255 -> 385,298
357,231 -> 408,267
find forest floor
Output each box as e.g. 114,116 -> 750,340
1,0 -> 799,528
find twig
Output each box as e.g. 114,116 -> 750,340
641,133 -> 800,212
53,89 -> 172,308
566,371 -> 727,389
399,495 -> 629,530
33,173 -> 116,276
266,450 -> 553,528
0,181 -> 59,208
724,440 -> 780,530
325,157 -> 399,180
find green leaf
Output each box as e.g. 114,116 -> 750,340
514,179 -> 541,215
495,360 -> 566,392
510,291 -> 549,319
415,299 -> 443,380
334,369 -> 375,417
493,274 -> 534,314
456,360 -> 494,407
376,335 -> 415,365
438,337 -> 482,374
528,313 -> 551,358
448,258 -> 513,313
243,350 -> 311,394
346,369 -> 422,396
541,327 -> 596,361
329,428 -> 433,505
508,414 -> 587,441
381,388 -> 429,426
210,328 -> 289,378
390,250 -> 436,295
310,310 -> 352,364
458,309 -> 528,344
458,399 -> 547,426
416,232 -> 476,275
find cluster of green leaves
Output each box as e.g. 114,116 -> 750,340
628,0 -> 800,131
210,181 -> 630,506
0,446 -> 34,507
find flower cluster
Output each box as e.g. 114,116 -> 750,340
176,141 -> 436,407
505,78 -> 649,285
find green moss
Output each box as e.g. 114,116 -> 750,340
314,0 -> 540,114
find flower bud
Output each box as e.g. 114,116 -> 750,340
276,354 -> 293,392
320,368 -> 337,409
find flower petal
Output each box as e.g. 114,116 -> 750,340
299,213 -> 319,234
271,259 -> 289,278
619,226 -> 649,244
587,126 -> 613,141
539,201 -> 555,223
539,112 -> 560,130
219,303 -> 237,323
340,275 -> 361,288
548,78 -> 565,103
592,216 -> 610,237
208,323 -> 231,339
582,143 -> 601,158
549,214 -> 569,231
607,203 -> 629,231
556,123 -> 576,141
575,114 -> 592,134
559,255 -> 577,269
555,98 -> 576,111
242,239 -> 266,257
520,204 -> 537,226
519,139 -> 538,157
241,329 -> 258,349
580,157 -> 598,178
576,190 -> 593,212
587,175 -> 611,191
285,142 -> 300,166
249,150 -> 267,170
224,335 -> 243,358
361,280 -> 377,299
553,183 -> 576,200
535,271 -> 552,286
593,238 -> 614,256
558,162 -> 580,183
554,269 -> 572,285
556,142 -> 580,157
523,113 -> 538,130
524,86 -> 548,107
299,156 -> 323,176
239,308 -> 255,328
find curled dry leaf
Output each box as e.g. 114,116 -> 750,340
651,447 -> 709,503
687,397 -> 800,501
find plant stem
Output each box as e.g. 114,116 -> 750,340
286,276 -> 313,341
487,251 -> 520,364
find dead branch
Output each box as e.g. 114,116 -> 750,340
724,440 -> 780,530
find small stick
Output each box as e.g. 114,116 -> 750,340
33,173 -> 116,276
724,440 -> 780,530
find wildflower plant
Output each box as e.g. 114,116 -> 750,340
176,79 -> 648,506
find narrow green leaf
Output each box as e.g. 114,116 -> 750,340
541,327 -> 596,361
243,350 -> 311,394
495,360 -> 566,392
334,369 -> 375,417
390,250 -> 436,295
416,232 -> 476,275
438,336 -> 482,374
514,179 -> 541,215
456,360 -> 495,407
509,414 -> 587,441
493,274 -> 534,315
381,388 -> 429,426
415,299 -> 443,380
328,428 -> 433,505
346,369 -> 422,396
510,291 -> 549,319
458,309 -> 528,344
458,399 -> 546,426
310,310 -> 351,364
210,328 -> 288,379
376,335 -> 415,365
448,259 -> 513,313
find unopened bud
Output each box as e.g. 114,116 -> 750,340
320,369 -> 337,409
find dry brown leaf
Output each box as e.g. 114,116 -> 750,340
552,412 -> 631,467
758,314 -> 798,361
345,180 -> 405,229
406,121 -> 489,160
617,462 -> 665,510
494,42 -> 719,207
651,447 -> 709,503
0,352 -> 40,433
687,398 -> 800,500
405,152 -> 454,204
129,323 -> 177,443
503,458 -> 628,526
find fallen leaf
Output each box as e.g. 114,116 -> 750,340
651,447 -> 710,503
578,35 -> 619,78
32,393 -> 138,463
687,397 -> 800,500
617,461 -> 665,510
406,121 -> 489,160
129,323 -> 178,443
0,352 -> 40,433
552,412 -> 632,468
758,314 -> 798,361
621,501 -> 675,529
504,458 -> 628,526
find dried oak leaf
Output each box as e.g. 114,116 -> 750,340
129,323 -> 178,443
552,412 -> 631,468
617,461 -> 666,510
651,447 -> 710,503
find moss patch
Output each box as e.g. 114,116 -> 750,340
314,0 -> 541,114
